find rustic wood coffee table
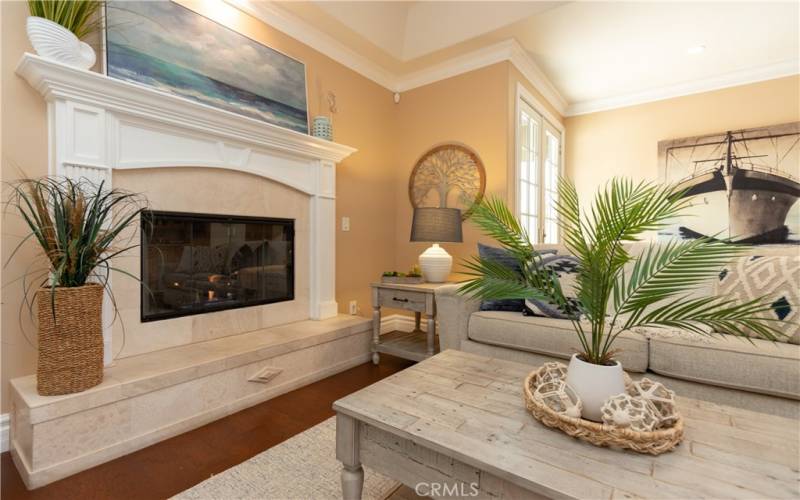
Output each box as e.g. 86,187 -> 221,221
334,350 -> 799,499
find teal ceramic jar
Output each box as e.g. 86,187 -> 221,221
312,116 -> 332,141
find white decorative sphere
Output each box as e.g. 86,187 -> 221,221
629,378 -> 678,428
533,380 -> 582,419
601,394 -> 658,432
538,362 -> 568,384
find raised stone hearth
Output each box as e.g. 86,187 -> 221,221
10,315 -> 372,489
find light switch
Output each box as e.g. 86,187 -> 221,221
341,217 -> 350,231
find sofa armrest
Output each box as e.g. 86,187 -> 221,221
435,284 -> 480,351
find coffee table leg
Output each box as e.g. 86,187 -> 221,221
372,304 -> 381,365
426,313 -> 435,356
336,413 -> 364,500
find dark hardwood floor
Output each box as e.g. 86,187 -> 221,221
1,354 -> 414,500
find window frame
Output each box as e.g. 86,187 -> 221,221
513,83 -> 565,245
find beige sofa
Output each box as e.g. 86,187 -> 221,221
436,249 -> 800,419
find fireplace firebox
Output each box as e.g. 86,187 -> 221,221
141,211 -> 294,322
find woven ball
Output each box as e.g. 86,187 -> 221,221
629,378 -> 678,428
533,380 -> 582,419
538,361 -> 568,383
601,394 -> 658,432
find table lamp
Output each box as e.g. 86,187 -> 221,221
410,207 -> 463,282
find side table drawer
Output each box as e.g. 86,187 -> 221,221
378,289 -> 427,312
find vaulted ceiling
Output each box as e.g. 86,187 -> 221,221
243,1 -> 800,116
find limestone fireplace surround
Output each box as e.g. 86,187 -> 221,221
15,52 -> 356,363
10,54 -> 370,489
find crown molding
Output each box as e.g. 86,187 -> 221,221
394,39 -> 569,116
229,1 -> 796,119
565,58 -> 800,117
227,1 -> 568,116
225,0 -> 397,90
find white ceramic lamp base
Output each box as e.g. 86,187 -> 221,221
419,243 -> 452,283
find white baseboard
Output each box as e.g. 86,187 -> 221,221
1,413 -> 9,453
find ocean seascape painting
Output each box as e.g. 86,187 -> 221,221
105,1 -> 308,134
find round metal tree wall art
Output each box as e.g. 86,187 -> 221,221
408,144 -> 486,219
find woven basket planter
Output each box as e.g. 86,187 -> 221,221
36,284 -> 104,395
523,365 -> 684,455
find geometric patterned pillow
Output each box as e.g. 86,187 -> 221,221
714,255 -> 800,344
524,254 -> 582,319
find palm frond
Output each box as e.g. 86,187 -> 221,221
614,238 -> 746,320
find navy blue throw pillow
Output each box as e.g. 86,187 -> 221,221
477,243 -> 556,312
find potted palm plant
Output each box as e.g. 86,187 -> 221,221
460,178 -> 782,420
7,177 -> 146,395
26,0 -> 101,69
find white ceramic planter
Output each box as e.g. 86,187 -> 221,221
26,16 -> 96,70
565,353 -> 626,422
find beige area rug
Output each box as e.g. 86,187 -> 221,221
173,417 -> 400,500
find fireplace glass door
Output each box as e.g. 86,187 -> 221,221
141,211 -> 294,321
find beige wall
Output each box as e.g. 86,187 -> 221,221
0,0 -> 398,411
564,75 -> 800,203
2,0 -> 50,415
392,63 -> 512,279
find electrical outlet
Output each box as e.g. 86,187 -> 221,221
348,300 -> 358,315
341,217 -> 350,231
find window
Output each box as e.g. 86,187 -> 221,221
516,91 -> 563,244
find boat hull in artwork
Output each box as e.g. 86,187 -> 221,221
676,168 -> 800,243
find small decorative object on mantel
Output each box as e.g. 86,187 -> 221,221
27,0 -> 100,70
381,266 -> 424,284
6,177 -> 146,395
409,143 -> 486,220
311,91 -> 337,140
312,116 -> 333,141
523,362 -> 684,455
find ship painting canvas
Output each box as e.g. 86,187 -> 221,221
104,1 -> 308,134
659,122 -> 800,245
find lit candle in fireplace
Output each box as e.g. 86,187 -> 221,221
208,290 -> 216,300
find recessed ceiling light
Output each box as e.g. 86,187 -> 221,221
687,45 -> 706,55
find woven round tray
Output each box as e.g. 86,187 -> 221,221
523,365 -> 684,455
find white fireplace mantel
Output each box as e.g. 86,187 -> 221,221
15,53 -> 356,364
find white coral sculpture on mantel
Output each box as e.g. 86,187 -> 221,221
629,378 -> 678,428
601,394 -> 659,432
533,380 -> 583,419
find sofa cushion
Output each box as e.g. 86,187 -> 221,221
467,311 -> 649,372
714,255 -> 800,344
649,334 -> 800,400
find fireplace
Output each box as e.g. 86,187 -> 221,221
141,211 -> 295,321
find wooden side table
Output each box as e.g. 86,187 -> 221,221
369,282 -> 451,364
